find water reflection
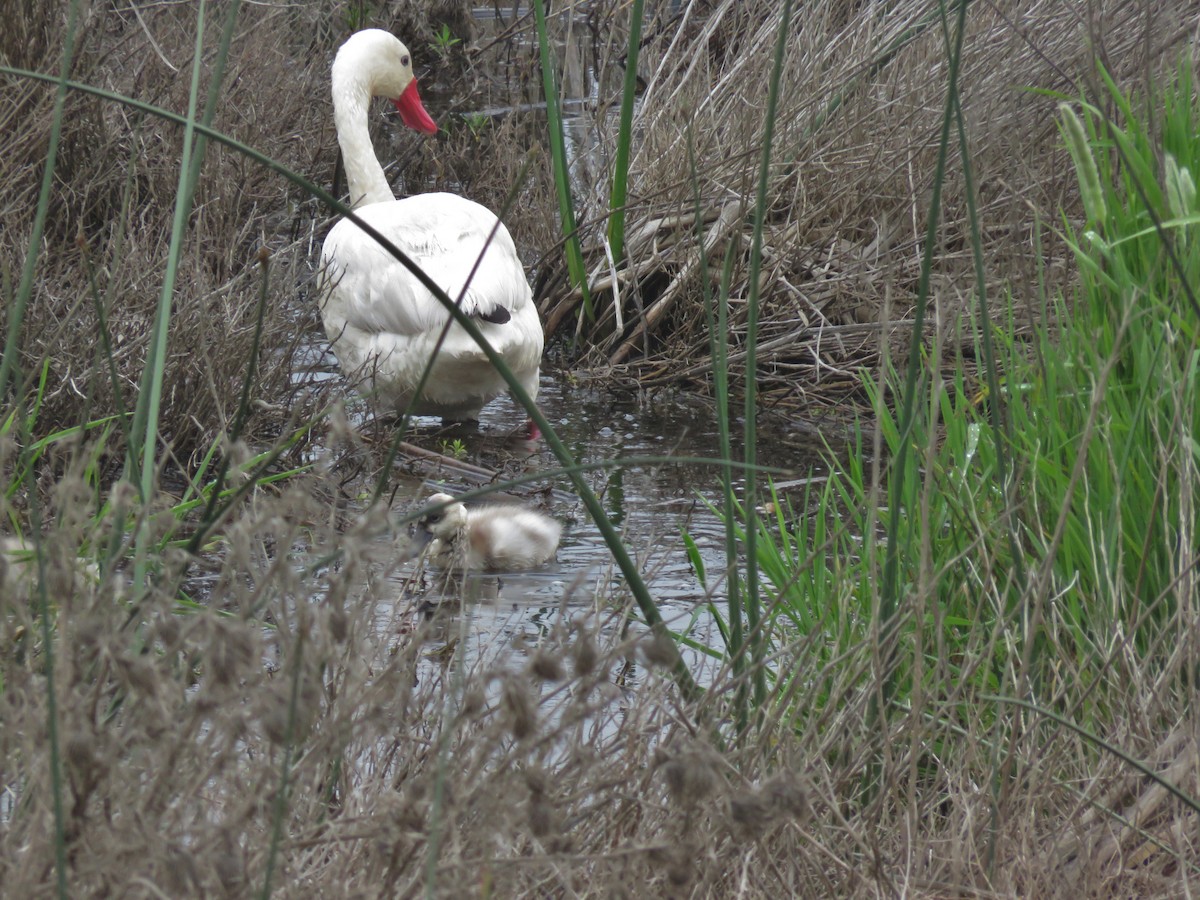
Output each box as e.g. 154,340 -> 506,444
353,372 -> 820,685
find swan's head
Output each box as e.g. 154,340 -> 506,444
334,29 -> 437,134
416,492 -> 469,542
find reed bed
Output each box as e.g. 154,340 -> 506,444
539,0 -> 1198,420
3,0 -> 1200,897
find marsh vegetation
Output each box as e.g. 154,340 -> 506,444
3,0 -> 1200,896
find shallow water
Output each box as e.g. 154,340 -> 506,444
298,341 -> 824,684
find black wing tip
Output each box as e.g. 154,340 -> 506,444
476,306 -> 511,325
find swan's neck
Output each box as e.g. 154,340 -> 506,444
331,71 -> 393,208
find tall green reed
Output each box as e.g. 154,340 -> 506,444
690,127 -> 745,724
605,0 -> 644,266
0,5 -> 82,408
531,0 -> 592,323
677,0 -> 796,732
876,0 -> 968,717
689,2 -> 1200,737
738,0 -> 795,716
128,0 -> 241,594
1037,65 -> 1200,653
712,49 -> 1200,745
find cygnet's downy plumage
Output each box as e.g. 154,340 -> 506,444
415,492 -> 561,571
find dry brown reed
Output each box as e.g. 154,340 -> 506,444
4,440 -> 1197,896
1,4 -> 336,458
540,0 -> 1199,420
4,2 -> 1195,448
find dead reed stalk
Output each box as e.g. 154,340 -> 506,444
540,0 -> 1196,418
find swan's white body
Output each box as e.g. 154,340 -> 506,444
417,492 -> 561,571
319,30 -> 543,421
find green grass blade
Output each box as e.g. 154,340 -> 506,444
0,0 -> 84,413
742,0 -> 794,713
878,0 -> 965,713
127,3 -> 209,493
531,0 -> 592,322
690,123 -> 745,726
0,7 -> 86,895
606,0 -> 644,265
950,75 -> 1027,602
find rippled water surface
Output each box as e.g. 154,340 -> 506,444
302,359 -> 827,682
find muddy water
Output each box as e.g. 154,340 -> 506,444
336,370 -> 826,685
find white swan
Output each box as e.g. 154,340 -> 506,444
416,492 -> 561,571
318,30 -> 544,428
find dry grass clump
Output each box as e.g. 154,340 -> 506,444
539,0 -> 1197,416
6,2 -> 1200,896
8,1 -> 1193,450
2,402 -> 1198,895
5,455 -> 1197,897
1,3 -> 335,456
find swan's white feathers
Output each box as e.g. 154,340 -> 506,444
319,32 -> 544,421
322,194 -> 528,334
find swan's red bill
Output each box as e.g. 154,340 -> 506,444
392,79 -> 438,134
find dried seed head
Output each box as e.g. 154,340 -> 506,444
527,789 -> 556,838
261,675 -> 320,746
667,850 -> 694,887
163,846 -> 201,897
658,747 -> 718,804
261,698 -> 291,746
661,757 -> 688,801
649,845 -> 695,887
640,632 -> 678,669
207,620 -> 258,686
729,792 -> 771,834
572,631 -> 597,677
108,479 -> 138,512
214,834 -> 246,896
328,605 -> 348,644
763,771 -> 810,823
501,678 -> 537,740
65,732 -> 97,780
461,684 -> 486,718
525,767 -> 551,798
150,508 -> 178,545
325,402 -> 355,451
116,653 -> 162,700
528,649 -> 563,682
225,439 -> 253,475
155,612 -> 182,650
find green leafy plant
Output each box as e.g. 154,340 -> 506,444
460,112 -> 488,137
342,1 -> 374,33
429,23 -> 461,61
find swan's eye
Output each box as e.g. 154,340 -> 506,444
401,54 -> 410,68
